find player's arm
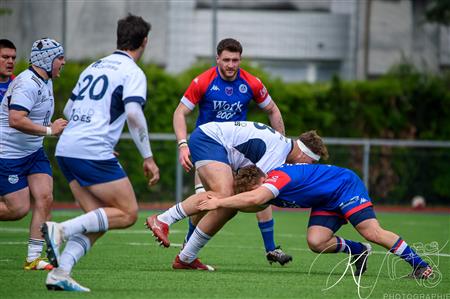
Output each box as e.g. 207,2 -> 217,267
63,99 -> 74,119
125,101 -> 159,186
198,186 -> 274,211
9,109 -> 67,136
173,102 -> 194,172
261,100 -> 285,135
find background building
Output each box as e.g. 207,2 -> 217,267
1,0 -> 449,82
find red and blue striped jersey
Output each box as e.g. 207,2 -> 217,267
180,67 -> 272,127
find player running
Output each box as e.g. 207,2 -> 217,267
41,14 -> 159,292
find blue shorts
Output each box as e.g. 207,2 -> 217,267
56,156 -> 126,187
308,201 -> 376,233
0,148 -> 52,196
189,128 -> 229,167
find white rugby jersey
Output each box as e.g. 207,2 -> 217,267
199,121 -> 292,172
56,51 -> 147,160
0,68 -> 54,158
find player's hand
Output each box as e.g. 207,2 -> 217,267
113,150 -> 120,157
143,157 -> 160,186
50,118 -> 68,136
178,145 -> 193,172
197,193 -> 220,211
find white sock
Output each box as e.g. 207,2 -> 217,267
61,208 -> 108,239
179,227 -> 211,263
194,184 -> 206,194
58,234 -> 91,274
27,238 -> 44,262
157,203 -> 187,225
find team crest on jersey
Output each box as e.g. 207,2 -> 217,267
8,175 -> 19,184
225,86 -> 233,96
239,84 -> 247,93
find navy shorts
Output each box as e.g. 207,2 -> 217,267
189,128 -> 229,168
56,156 -> 126,187
0,148 -> 52,196
308,202 -> 376,233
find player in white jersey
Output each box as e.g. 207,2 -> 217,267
41,14 -> 159,292
146,122 -> 328,270
0,38 -> 67,270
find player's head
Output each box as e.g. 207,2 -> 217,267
117,14 -> 151,56
286,130 -> 328,164
216,38 -> 242,81
234,165 -> 266,194
29,38 -> 65,79
0,39 -> 16,80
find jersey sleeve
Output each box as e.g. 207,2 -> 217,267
180,68 -> 215,110
122,68 -> 147,106
240,69 -> 272,109
9,80 -> 38,113
261,169 -> 292,197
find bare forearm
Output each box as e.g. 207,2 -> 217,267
268,113 -> 285,135
9,116 -> 48,136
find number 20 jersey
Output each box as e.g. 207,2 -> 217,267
56,51 -> 147,160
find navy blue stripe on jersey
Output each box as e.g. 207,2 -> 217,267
109,85 -> 124,124
9,104 -> 30,113
123,96 -> 145,106
234,138 -> 266,164
113,51 -> 132,59
28,66 -> 46,83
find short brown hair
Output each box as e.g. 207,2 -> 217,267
117,14 -> 151,51
299,130 -> 329,161
217,38 -> 242,55
234,165 -> 265,194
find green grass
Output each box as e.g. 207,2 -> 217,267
1,210 -> 449,299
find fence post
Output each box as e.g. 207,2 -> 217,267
175,146 -> 183,203
363,141 -> 370,191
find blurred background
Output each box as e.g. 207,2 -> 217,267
1,0 -> 449,206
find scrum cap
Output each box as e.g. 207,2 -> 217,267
29,38 -> 64,77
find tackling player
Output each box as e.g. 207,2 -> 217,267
0,38 -> 67,270
198,163 -> 433,279
173,38 -> 290,264
146,121 -> 328,270
41,14 -> 159,292
0,39 -> 16,100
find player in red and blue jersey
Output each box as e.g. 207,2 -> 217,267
173,38 -> 289,265
0,39 -> 16,100
199,163 -> 433,279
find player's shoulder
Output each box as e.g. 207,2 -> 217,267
238,68 -> 263,85
193,67 -> 217,84
13,69 -> 43,92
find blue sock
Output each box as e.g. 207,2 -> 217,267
390,237 -> 428,269
184,218 -> 196,243
258,219 -> 276,252
335,236 -> 366,254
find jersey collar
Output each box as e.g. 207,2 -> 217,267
28,66 -> 48,83
113,50 -> 133,60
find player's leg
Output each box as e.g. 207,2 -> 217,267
25,173 -> 54,270
307,209 -> 371,276
354,215 -> 432,279
184,170 -> 206,244
256,205 -> 292,266
174,162 -> 235,269
0,189 -> 30,220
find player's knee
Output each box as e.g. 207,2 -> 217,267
307,235 -> 327,253
34,193 -> 53,211
122,208 -> 139,227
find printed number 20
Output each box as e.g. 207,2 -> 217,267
75,74 -> 108,101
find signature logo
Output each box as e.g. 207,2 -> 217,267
308,241 -> 446,299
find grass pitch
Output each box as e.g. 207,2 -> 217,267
1,210 -> 449,299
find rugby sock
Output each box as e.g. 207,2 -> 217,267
179,227 -> 211,263
62,208 -> 109,239
59,234 -> 91,274
390,237 -> 428,268
27,238 -> 45,262
335,236 -> 366,255
194,184 -> 206,194
157,203 -> 187,225
184,218 -> 196,243
258,219 -> 276,252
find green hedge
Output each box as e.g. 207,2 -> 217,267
14,61 -> 450,204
